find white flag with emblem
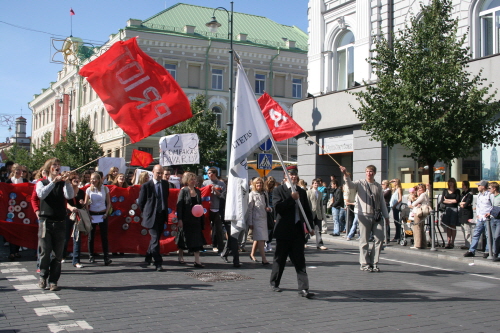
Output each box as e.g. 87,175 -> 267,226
225,61 -> 269,222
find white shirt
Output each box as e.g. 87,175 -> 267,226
36,176 -> 74,200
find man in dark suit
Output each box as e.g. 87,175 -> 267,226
270,166 -> 315,298
139,164 -> 170,271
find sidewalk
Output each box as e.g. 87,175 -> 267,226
320,216 -> 500,269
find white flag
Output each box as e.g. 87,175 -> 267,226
225,61 -> 269,222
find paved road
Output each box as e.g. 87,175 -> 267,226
1,236 -> 499,333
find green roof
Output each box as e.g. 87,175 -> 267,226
135,3 -> 308,51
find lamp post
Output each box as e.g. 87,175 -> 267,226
206,1 -> 234,175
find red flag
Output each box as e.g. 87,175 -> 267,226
257,92 -> 304,142
130,149 -> 154,168
70,8 -> 75,15
79,37 -> 192,143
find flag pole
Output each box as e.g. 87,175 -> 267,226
303,130 -> 341,167
72,141 -> 135,172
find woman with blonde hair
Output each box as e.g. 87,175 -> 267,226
85,172 -> 112,265
138,171 -> 150,185
5,163 -> 28,184
111,173 -> 129,188
389,178 -> 403,242
104,166 -> 119,185
247,177 -> 271,264
408,184 -> 429,249
177,172 -> 205,268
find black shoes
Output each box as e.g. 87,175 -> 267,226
89,256 -> 95,263
463,251 -> 475,257
233,263 -> 241,268
262,261 -> 270,266
298,289 -> 315,298
270,284 -> 282,292
194,262 -> 205,268
483,253 -> 489,259
156,265 -> 164,272
221,256 -> 230,263
104,258 -> 112,266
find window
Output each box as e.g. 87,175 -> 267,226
138,147 -> 153,155
480,0 -> 500,57
93,112 -> 98,132
188,65 -> 201,88
165,64 -> 176,80
212,106 -> 223,128
255,73 -> 265,94
101,109 -> 105,132
83,85 -> 87,104
114,148 -> 120,157
51,105 -> 54,121
107,149 -> 112,157
212,69 -> 223,90
292,78 -> 302,98
336,31 -> 355,90
108,114 -> 113,130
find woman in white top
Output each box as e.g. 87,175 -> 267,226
84,172 -> 112,265
247,177 -> 270,265
389,179 -> 403,242
408,184 -> 429,249
5,163 -> 28,184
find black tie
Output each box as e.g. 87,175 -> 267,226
156,182 -> 164,211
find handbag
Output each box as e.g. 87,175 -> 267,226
175,227 -> 188,250
366,181 -> 383,221
327,197 -> 334,209
70,208 -> 92,236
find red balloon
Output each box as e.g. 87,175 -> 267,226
192,204 -> 204,217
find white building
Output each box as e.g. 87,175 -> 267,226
294,0 -> 499,183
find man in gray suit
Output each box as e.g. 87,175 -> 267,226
139,165 -> 170,271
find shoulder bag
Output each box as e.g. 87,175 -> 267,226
366,181 -> 382,221
175,227 -> 188,250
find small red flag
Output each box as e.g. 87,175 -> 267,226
130,149 -> 154,168
79,37 -> 192,143
70,8 -> 75,16
257,92 -> 304,142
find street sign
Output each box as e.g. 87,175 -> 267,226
259,138 -> 272,151
257,153 -> 272,170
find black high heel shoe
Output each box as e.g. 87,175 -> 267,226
262,261 -> 270,266
194,262 -> 204,268
249,255 -> 260,262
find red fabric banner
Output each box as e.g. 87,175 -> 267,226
257,92 -> 304,142
130,149 -> 154,168
70,8 -> 75,16
79,37 -> 192,143
0,183 -> 213,255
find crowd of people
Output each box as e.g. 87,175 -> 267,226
2,157 -> 500,297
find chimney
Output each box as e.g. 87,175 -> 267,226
237,33 -> 248,41
184,25 -> 196,34
286,40 -> 296,48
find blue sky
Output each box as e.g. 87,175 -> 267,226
0,0 -> 308,145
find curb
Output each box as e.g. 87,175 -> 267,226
321,234 -> 500,270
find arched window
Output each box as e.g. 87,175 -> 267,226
479,0 -> 500,56
108,113 -> 113,130
336,31 -> 355,90
101,109 -> 105,132
93,112 -> 98,132
212,106 -> 223,128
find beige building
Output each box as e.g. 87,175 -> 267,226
29,3 -> 308,174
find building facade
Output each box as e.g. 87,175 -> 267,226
29,3 -> 308,174
294,0 -> 499,184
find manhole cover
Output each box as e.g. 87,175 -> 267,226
186,271 -> 253,282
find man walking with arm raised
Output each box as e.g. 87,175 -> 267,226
340,165 -> 390,272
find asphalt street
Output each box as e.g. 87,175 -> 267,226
1,232 -> 500,333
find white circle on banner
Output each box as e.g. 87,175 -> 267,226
171,217 -> 178,223
125,217 -> 132,223
171,225 -> 177,231
131,204 -> 138,210
23,218 -> 30,224
122,223 -> 129,230
9,199 -> 16,206
14,206 -> 21,212
18,212 -> 25,219
171,231 -> 177,237
133,216 -> 140,222
8,206 -> 15,213
129,210 -> 135,216
141,229 -> 148,236
20,201 -> 28,208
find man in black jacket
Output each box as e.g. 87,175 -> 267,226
270,166 -> 314,298
331,179 -> 346,236
139,165 -> 170,271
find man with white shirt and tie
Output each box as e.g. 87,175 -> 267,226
270,166 -> 314,298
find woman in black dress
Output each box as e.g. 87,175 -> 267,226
177,172 -> 205,268
459,180 -> 473,250
440,178 -> 461,249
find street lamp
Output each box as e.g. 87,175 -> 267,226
206,1 -> 234,175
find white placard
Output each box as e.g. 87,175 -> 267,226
98,157 -> 126,175
159,133 -> 200,166
321,134 -> 354,155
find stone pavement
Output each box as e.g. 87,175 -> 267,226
1,232 -> 500,333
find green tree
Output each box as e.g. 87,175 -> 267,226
165,94 -> 227,173
5,144 -> 32,170
55,117 -> 104,169
350,0 -> 499,200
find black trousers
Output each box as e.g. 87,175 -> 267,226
146,211 -> 165,266
220,224 -> 241,265
270,238 -> 309,291
88,219 -> 109,259
38,220 -> 66,283
209,211 -> 224,252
